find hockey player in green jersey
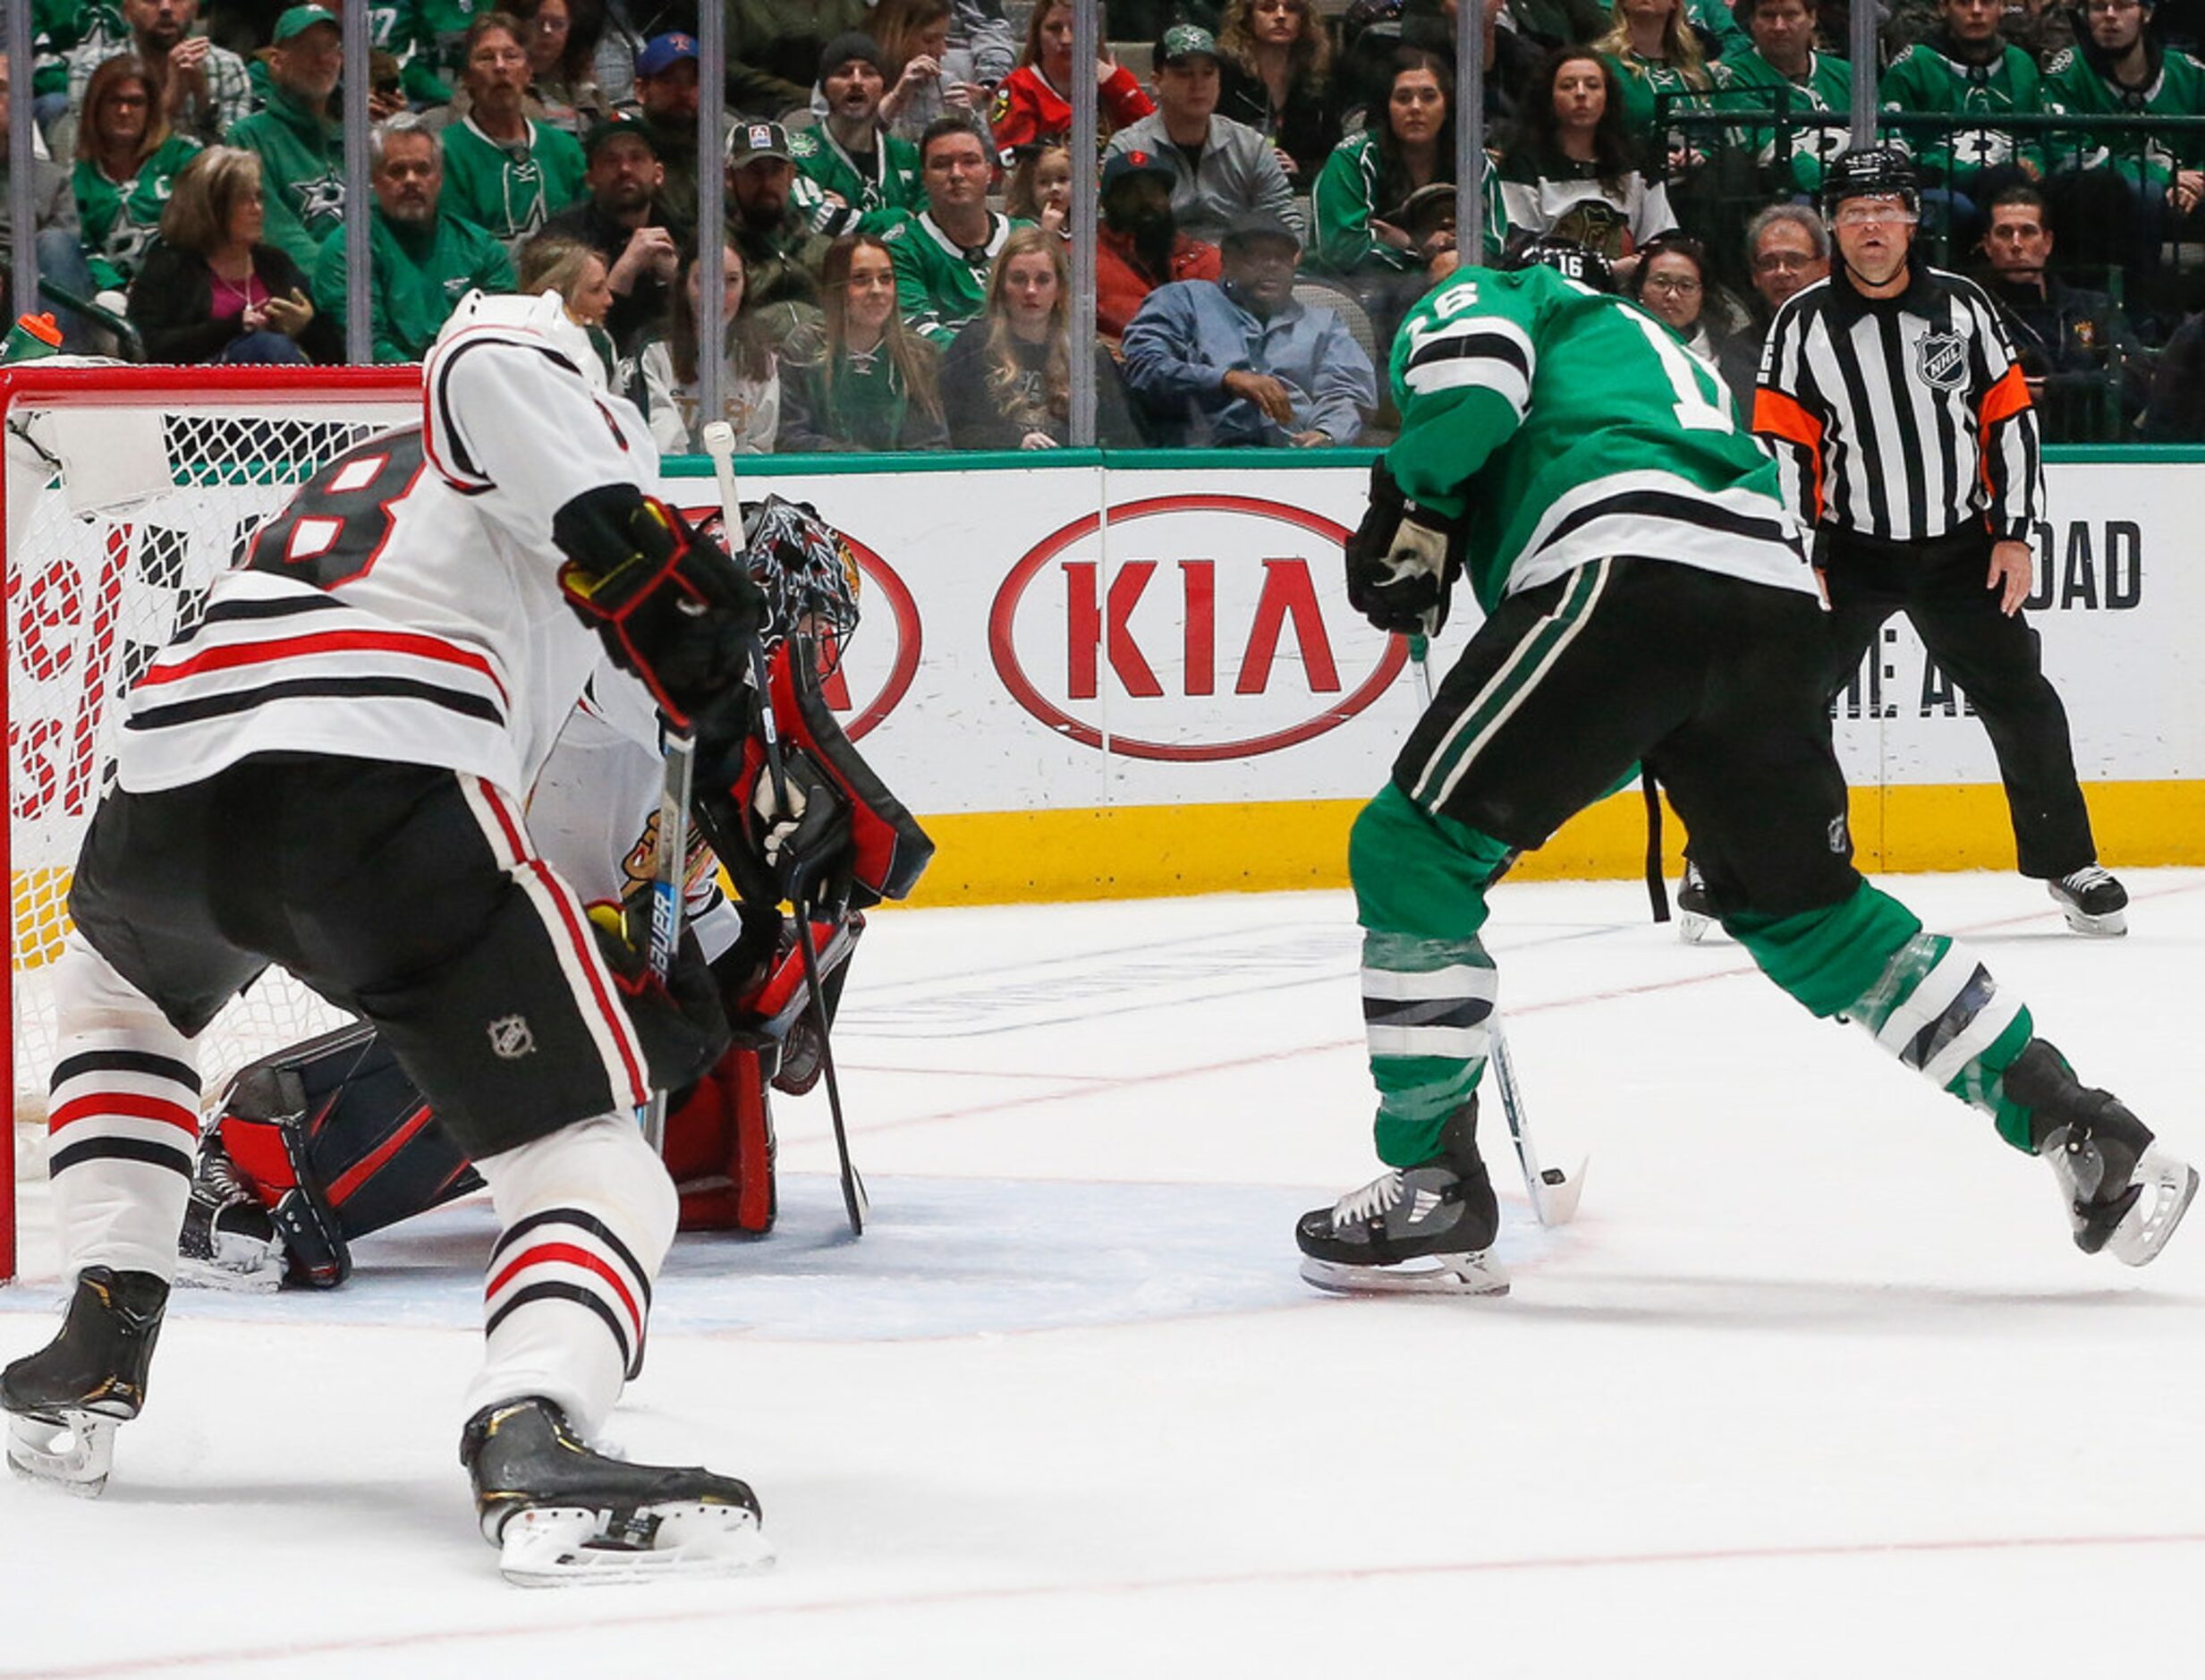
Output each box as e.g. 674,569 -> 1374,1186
1293,237 -> 2196,1296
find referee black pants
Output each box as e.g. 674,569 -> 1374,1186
1817,527 -> 2098,881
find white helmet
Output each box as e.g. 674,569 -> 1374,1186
432,289 -> 605,391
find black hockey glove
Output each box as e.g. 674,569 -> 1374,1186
553,485 -> 766,738
1345,459 -> 1467,637
588,904 -> 733,1098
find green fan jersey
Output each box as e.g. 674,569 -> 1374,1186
868,209 -> 1031,347
74,133 -> 203,291
1386,265 -> 1813,612
228,85 -> 347,272
439,117 -> 588,246
311,208 -> 516,363
2040,45 -> 2205,193
1878,40 -> 2044,183
1709,48 -> 1854,192
1597,51 -> 1717,155
788,124 -> 924,234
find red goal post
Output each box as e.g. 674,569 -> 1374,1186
4,364 -> 423,1283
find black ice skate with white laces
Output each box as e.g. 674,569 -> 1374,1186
2006,1039 -> 2197,1265
462,1396 -> 775,1586
1296,1102 -> 1507,1295
176,1131 -> 285,1292
2048,865 -> 2128,937
2,1267 -> 169,1495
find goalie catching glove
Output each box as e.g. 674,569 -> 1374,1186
552,484 -> 766,736
1346,459 -> 1468,637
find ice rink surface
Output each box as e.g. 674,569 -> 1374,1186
5,870 -> 2203,1678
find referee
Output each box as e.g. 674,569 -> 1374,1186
1752,147 -> 2128,937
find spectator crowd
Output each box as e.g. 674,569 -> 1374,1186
4,0 -> 2204,446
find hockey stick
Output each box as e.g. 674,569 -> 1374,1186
1406,636 -> 1584,1227
639,726 -> 696,1155
702,423 -> 867,1237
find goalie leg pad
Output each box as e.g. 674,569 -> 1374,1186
662,1042 -> 778,1234
213,1022 -> 483,1287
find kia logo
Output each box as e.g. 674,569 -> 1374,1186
678,514 -> 919,740
990,494 -> 1405,762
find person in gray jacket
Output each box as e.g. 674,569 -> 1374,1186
1104,25 -> 1298,247
1121,211 -> 1373,447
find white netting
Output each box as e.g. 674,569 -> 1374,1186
8,384 -> 420,1124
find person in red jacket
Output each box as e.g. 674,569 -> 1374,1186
1095,146 -> 1222,343
988,0 -> 1154,165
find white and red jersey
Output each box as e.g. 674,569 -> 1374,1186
112,327 -> 659,802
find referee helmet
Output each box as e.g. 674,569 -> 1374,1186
1820,147 -> 1921,221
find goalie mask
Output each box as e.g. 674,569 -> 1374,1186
741,496 -> 862,675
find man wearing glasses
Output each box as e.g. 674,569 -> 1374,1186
1752,147 -> 2129,936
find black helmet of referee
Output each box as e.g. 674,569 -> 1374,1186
1820,147 -> 1921,222
1498,232 -> 1616,293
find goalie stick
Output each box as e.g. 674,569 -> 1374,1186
640,726 -> 697,1155
702,421 -> 868,1237
1406,635 -> 1584,1228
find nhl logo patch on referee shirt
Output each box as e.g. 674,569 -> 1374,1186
1915,330 -> 1966,390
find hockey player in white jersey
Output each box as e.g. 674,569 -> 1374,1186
2,291 -> 780,1583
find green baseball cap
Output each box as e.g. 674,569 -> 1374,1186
272,4 -> 340,43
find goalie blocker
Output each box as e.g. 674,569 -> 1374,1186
187,626 -> 931,1285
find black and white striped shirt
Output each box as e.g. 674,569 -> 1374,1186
1753,262 -> 2042,544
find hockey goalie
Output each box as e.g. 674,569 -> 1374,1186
0,291 -> 923,1585
175,495 -> 929,1294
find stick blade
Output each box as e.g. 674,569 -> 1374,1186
1530,1158 -> 1588,1228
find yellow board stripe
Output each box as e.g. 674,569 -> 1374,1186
16,780 -> 2203,933
901,780 -> 2205,907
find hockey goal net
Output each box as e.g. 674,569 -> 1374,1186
4,364 -> 423,1282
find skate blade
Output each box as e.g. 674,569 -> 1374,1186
1298,1252 -> 1510,1298
2052,895 -> 2127,938
496,1502 -> 777,1588
2107,1152 -> 2199,1268
5,1410 -> 118,1497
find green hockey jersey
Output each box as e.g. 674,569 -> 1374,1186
1598,51 -> 1717,156
1386,265 -> 1813,611
1709,48 -> 1854,192
228,85 -> 347,273
788,123 -> 924,235
310,208 -> 515,363
2040,44 -> 2205,193
74,133 -> 203,291
869,209 -> 1030,347
1878,38 -> 2044,183
438,117 -> 588,247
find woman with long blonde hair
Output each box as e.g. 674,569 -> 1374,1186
1593,0 -> 1712,160
777,233 -> 946,453
939,226 -> 1137,449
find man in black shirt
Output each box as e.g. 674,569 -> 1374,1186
540,115 -> 690,356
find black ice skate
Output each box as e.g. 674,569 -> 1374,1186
462,1396 -> 775,1586
2007,1040 -> 2197,1265
2,1267 -> 170,1495
1676,859 -> 1716,945
2048,865 -> 2128,937
177,1132 -> 285,1293
1296,1101 -> 1507,1295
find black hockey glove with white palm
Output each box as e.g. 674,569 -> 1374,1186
553,484 -> 767,739
1345,459 -> 1467,637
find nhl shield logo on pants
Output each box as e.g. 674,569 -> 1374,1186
488,1015 -> 536,1059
